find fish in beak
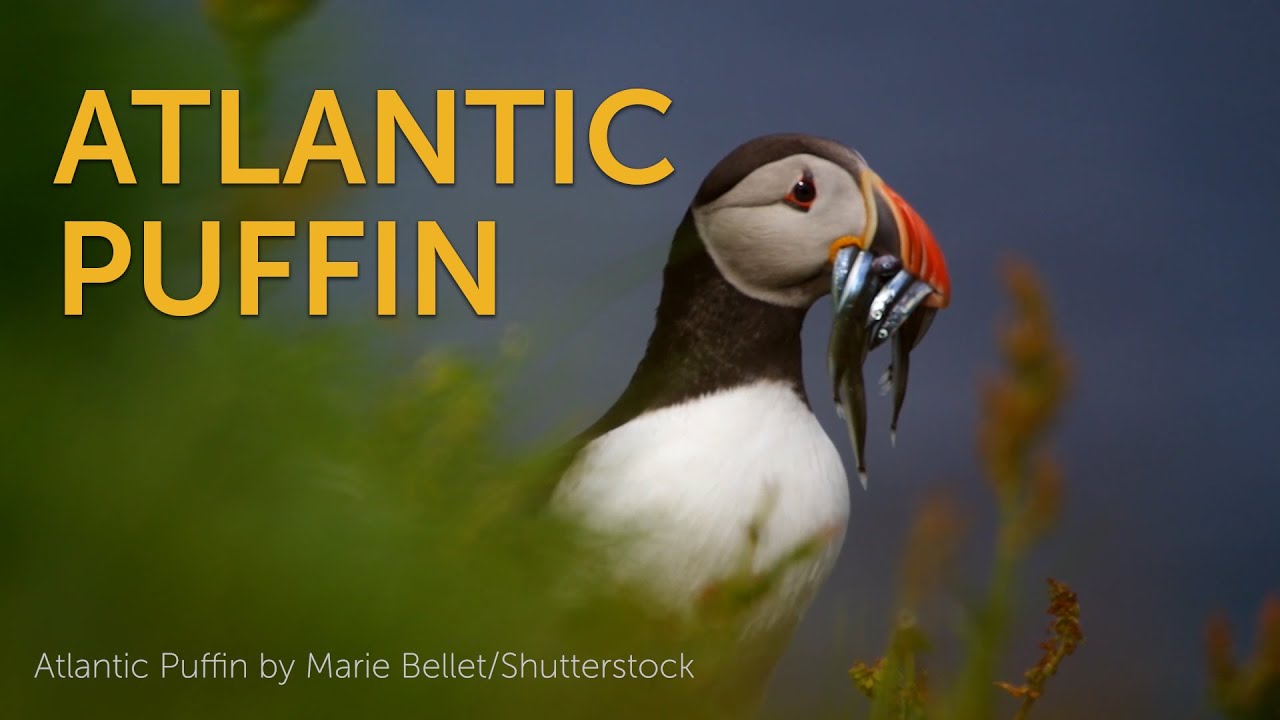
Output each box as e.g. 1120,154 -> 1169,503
827,169 -> 951,488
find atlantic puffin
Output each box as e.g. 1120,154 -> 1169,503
553,134 -> 951,666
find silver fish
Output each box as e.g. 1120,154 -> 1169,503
828,249 -> 940,488
827,246 -> 877,489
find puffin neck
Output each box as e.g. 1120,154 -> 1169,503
581,212 -> 810,441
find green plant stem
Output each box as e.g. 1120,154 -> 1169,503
949,493 -> 1023,720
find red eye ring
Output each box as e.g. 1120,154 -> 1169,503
784,170 -> 816,211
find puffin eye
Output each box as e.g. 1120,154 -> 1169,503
784,170 -> 817,211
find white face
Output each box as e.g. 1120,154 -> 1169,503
691,153 -> 869,307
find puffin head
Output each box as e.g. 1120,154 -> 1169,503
689,134 -> 952,485
690,134 -> 948,309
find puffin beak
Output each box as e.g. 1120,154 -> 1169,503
826,170 -> 950,489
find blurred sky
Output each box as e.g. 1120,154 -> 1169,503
96,0 -> 1280,716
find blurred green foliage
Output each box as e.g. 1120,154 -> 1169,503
1206,596 -> 1280,720
1,316 -> 752,717
850,263 -> 1082,720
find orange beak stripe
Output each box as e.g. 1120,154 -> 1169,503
878,182 -> 951,309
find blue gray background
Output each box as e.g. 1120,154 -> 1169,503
132,1 -> 1280,716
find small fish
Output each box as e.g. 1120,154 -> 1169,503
826,173 -> 950,487
888,307 -> 937,445
827,247 -> 877,489
827,248 -> 940,487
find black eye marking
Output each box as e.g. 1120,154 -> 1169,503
784,170 -> 817,211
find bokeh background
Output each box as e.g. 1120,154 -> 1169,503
3,1 -> 1278,718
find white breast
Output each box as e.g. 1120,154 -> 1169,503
554,381 -> 849,637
